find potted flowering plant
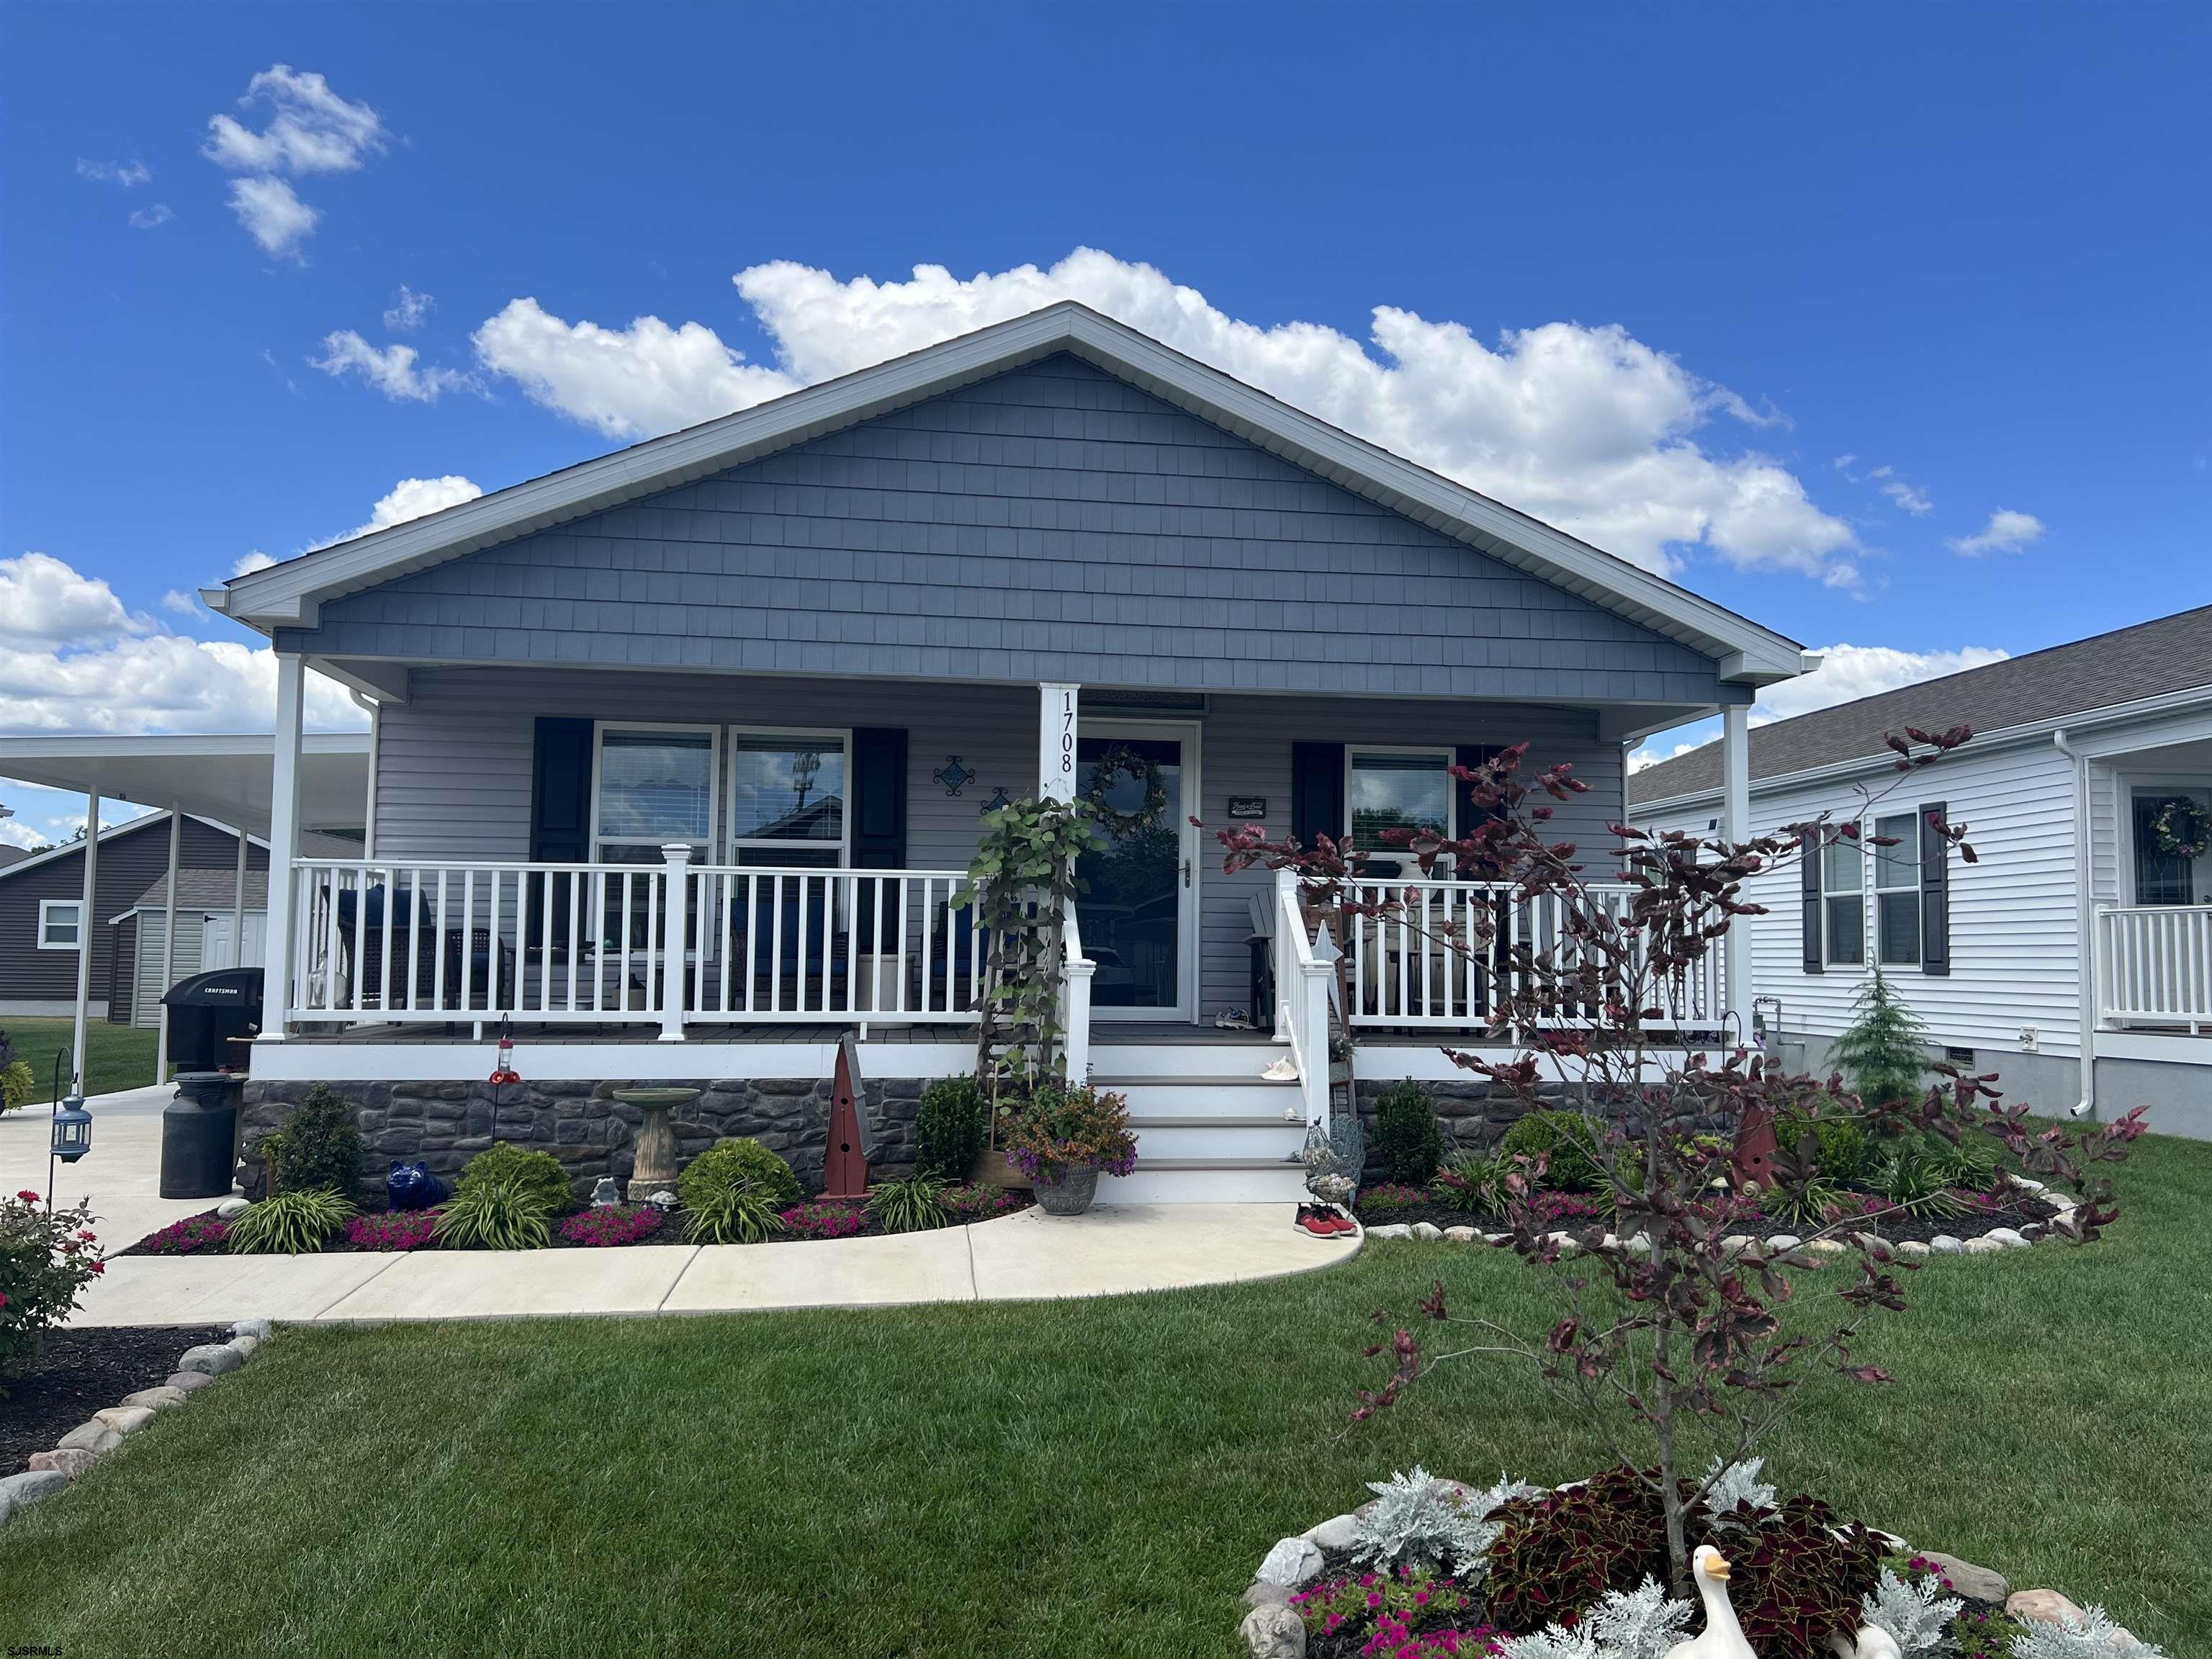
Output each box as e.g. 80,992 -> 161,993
1003,1084 -> 1138,1215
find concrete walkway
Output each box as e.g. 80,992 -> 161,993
8,1084 -> 1359,1327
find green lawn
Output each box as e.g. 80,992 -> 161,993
3,1135 -> 2207,1658
1,1016 -> 161,1103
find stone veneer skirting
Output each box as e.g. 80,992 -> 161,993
238,1078 -> 925,1202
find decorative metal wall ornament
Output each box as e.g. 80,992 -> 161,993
984,786 -> 1012,813
1084,742 -> 1168,837
933,756 -> 975,797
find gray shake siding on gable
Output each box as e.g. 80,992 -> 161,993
279,356 -> 1729,707
373,669 -> 1621,1020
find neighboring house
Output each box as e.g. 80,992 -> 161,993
0,847 -> 30,870
204,302 -> 1815,1199
105,869 -> 271,1028
0,814 -> 267,1019
1631,604 -> 2212,1140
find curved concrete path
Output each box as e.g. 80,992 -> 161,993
12,1087 -> 1359,1328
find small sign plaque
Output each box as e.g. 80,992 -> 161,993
1226,796 -> 1267,819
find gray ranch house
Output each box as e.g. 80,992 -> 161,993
205,303 -> 1804,1200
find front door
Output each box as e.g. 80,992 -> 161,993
1075,726 -> 1198,1020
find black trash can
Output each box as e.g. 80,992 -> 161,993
161,968 -> 264,1073
162,1071 -> 243,1199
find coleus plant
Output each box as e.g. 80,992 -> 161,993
1212,728 -> 2149,1596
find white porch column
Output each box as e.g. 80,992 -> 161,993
1039,682 -> 1079,801
1721,701 -> 1753,1042
657,843 -> 693,1041
155,809 -> 181,1084
261,652 -> 307,1043
230,824 -> 250,969
70,790 -> 102,1090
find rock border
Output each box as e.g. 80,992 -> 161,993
0,1318 -> 274,1531
1361,1177 -> 2080,1262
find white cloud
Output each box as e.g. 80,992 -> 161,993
1627,737 -> 1709,774
0,553 -> 145,649
77,157 -> 151,187
1878,479 -> 1933,515
472,299 -> 797,441
383,285 -> 433,331
1753,642 -> 2012,723
203,65 -> 386,176
1947,508 -> 2046,556
311,331 -> 473,402
232,551 -> 277,577
127,202 -> 174,230
318,475 -> 482,547
227,176 -> 318,259
0,816 -> 44,851
160,590 -> 202,616
470,250 -> 1861,583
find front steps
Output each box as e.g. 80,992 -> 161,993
1089,1040 -> 1312,1204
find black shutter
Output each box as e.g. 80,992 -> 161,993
1919,801 -> 1951,976
1291,742 -> 1346,847
850,728 -> 908,868
1800,827 -> 1823,974
850,728 -> 908,953
529,717 -> 593,946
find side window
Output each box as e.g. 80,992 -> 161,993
1821,831 -> 1865,967
1874,811 -> 1923,966
38,899 -> 83,949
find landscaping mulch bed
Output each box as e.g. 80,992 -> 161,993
3,1325 -> 231,1476
120,1193 -> 1034,1257
1354,1193 -> 2058,1244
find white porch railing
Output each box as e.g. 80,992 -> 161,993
283,854 -> 989,1035
2098,904 -> 2212,1033
1061,905 -> 1095,1086
1339,877 -> 1727,1034
1274,869 -> 1336,1130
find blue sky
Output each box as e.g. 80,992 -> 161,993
3,2 -> 2207,844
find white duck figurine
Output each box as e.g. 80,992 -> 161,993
1826,1624 -> 1903,1659
1664,1545 -> 1757,1659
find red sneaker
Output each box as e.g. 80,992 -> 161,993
1297,1208 -> 1336,1238
1321,1210 -> 1357,1236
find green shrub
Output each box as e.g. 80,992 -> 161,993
913,1076 -> 989,1182
1498,1109 -> 1601,1192
679,1137 -> 802,1212
683,1182 -> 786,1245
1373,1082 -> 1444,1185
1773,1113 -> 1873,1184
229,1188 -> 354,1254
1431,1151 -> 1507,1215
0,1028 -> 33,1113
262,1084 -> 364,1197
457,1141 -> 573,1215
868,1174 -> 950,1234
432,1176 -> 553,1250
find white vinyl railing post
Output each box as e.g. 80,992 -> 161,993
1277,868 -> 1334,1131
658,844 -> 692,1041
1061,902 -> 1094,1086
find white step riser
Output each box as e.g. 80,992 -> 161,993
1132,1123 -> 1307,1161
1099,1164 -> 1311,1205
1110,1082 -> 1305,1117
1087,1043 -> 1284,1078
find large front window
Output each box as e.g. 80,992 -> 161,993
593,726 -> 717,866
1821,830 -> 1865,967
729,734 -> 848,868
1348,748 -> 1452,878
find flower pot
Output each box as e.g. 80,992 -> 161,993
1032,1165 -> 1099,1216
977,1149 -> 1031,1192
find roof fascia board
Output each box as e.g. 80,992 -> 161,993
1632,681 -> 2212,814
217,303 -> 1802,677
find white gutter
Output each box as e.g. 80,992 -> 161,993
2051,729 -> 2098,1120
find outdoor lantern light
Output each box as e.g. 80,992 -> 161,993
50,1089 -> 92,1164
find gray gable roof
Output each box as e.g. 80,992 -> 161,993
210,302 -> 1807,687
109,868 -> 269,923
1629,604 -> 2212,806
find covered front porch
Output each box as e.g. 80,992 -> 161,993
2088,729 -> 2212,1041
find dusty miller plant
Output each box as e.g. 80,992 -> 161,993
958,796 -> 1103,1118
1215,732 -> 2149,1596
2010,1606 -> 2167,1659
1699,1455 -> 1777,1527
1857,1567 -> 1961,1656
1351,1467 -> 1542,1575
1497,1578 -> 1693,1659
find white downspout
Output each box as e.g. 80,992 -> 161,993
2052,729 -> 2096,1120
351,689 -> 381,859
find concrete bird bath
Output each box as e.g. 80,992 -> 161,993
613,1087 -> 700,1202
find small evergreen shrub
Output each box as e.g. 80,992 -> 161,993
456,1141 -> 573,1216
1373,1081 -> 1444,1185
1829,970 -> 1933,1106
867,1174 -> 950,1234
678,1138 -> 801,1213
1498,1109 -> 1601,1192
432,1175 -> 553,1250
913,1075 -> 988,1182
229,1188 -> 354,1254
262,1084 -> 365,1197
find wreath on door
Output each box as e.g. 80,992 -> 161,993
1085,742 -> 1169,837
2152,796 -> 2211,860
